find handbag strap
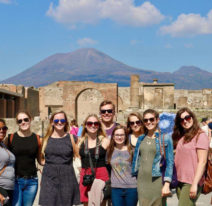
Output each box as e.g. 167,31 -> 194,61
84,137 -> 100,176
159,133 -> 166,159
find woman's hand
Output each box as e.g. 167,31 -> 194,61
161,182 -> 171,197
0,193 -> 5,205
189,184 -> 197,199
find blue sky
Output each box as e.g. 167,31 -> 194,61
0,0 -> 212,80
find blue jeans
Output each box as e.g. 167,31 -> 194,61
111,188 -> 138,206
12,177 -> 38,206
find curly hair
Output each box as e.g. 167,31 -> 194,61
172,107 -> 202,148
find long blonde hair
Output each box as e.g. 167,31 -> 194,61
78,114 -> 106,147
41,111 -> 79,158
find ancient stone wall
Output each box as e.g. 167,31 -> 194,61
39,81 -> 118,125
174,89 -> 212,109
140,83 -> 174,109
118,87 -> 130,112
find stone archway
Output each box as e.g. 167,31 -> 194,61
76,88 -> 104,125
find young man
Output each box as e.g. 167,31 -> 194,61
99,100 -> 118,139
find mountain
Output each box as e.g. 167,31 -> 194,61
1,48 -> 212,89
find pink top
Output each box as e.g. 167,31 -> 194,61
175,132 -> 209,186
70,127 -> 79,136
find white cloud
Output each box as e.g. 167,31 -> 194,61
47,0 -> 164,27
164,43 -> 172,49
160,10 -> 212,37
184,43 -> 193,48
0,0 -> 11,4
130,40 -> 142,45
77,38 -> 98,46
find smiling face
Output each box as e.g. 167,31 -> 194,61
52,112 -> 67,132
85,116 -> 100,135
113,128 -> 126,147
143,113 -> 159,132
17,113 -> 31,132
129,115 -> 142,134
100,104 -> 115,124
180,111 -> 193,130
0,121 -> 7,142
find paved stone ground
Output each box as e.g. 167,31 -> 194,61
33,165 -> 211,206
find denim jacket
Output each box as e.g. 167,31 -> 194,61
131,132 -> 174,183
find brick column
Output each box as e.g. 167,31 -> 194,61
0,99 -> 7,118
130,75 -> 140,108
7,99 -> 15,118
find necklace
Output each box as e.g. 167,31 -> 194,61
146,137 -> 153,145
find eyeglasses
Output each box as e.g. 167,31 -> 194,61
86,121 -> 100,127
129,120 -> 141,126
180,115 -> 192,123
53,119 -> 66,124
100,109 -> 113,114
143,117 -> 155,123
0,126 -> 8,132
114,134 -> 125,137
17,118 -> 30,124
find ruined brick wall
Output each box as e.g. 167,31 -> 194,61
174,89 -> 212,109
39,81 -> 118,125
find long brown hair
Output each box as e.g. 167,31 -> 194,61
78,114 -> 106,147
107,125 -> 133,164
143,109 -> 159,134
172,107 -> 202,148
41,111 -> 79,158
127,112 -> 144,135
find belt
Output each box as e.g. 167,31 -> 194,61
16,175 -> 37,179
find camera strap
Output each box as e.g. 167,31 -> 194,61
84,137 -> 100,176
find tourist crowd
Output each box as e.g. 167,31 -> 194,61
0,100 -> 211,206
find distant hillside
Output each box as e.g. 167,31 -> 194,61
1,48 -> 212,89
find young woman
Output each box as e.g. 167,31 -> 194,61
7,111 -> 42,206
0,119 -> 15,206
70,119 -> 79,136
127,112 -> 144,148
132,109 -> 174,206
172,107 -> 209,206
107,125 -> 137,206
79,114 -> 110,206
39,111 -> 80,206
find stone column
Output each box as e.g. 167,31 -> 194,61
130,75 -> 140,108
0,98 -> 7,118
7,98 -> 15,118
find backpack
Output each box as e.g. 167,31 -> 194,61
202,148 -> 212,194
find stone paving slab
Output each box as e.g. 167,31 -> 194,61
33,165 -> 211,206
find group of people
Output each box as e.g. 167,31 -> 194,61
0,100 -> 210,206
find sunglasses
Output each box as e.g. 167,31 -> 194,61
180,115 -> 192,123
0,126 -> 8,132
129,120 -> 141,126
53,119 -> 66,124
86,121 -> 100,127
143,117 -> 155,123
17,118 -> 30,124
100,109 -> 113,114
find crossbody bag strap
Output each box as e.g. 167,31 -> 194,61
159,133 -> 166,159
84,137 -> 100,176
